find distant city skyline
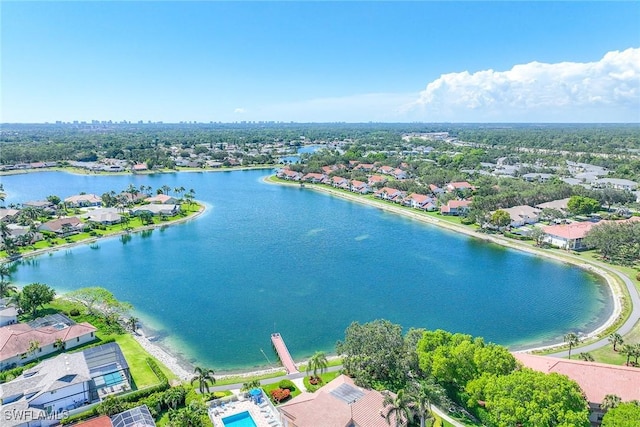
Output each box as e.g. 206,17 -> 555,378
2,2 -> 639,123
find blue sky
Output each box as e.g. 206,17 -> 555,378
2,1 -> 639,123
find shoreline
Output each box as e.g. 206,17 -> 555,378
4,171 -> 632,382
264,176 -> 628,354
0,165 -> 277,177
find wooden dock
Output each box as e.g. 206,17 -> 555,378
271,332 -> 299,374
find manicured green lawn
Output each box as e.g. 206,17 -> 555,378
302,371 -> 340,392
590,319 -> 640,365
262,381 -> 302,403
27,299 -> 176,389
214,370 -> 287,387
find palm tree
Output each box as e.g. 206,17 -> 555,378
190,366 -> 216,394
54,337 -> 65,351
578,352 -> 594,362
407,379 -> 447,427
383,389 -> 413,427
620,343 -> 634,366
0,263 -> 12,283
564,332 -> 579,359
28,340 -> 40,357
306,351 -> 329,381
0,280 -> 17,298
608,333 -> 624,352
633,343 -> 640,366
164,386 -> 186,409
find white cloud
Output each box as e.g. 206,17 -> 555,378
405,47 -> 640,122
234,108 -> 246,114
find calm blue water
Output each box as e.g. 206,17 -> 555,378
1,170 -> 612,371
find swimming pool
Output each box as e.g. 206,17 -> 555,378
221,411 -> 258,427
101,372 -> 123,387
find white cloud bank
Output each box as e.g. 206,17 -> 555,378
404,47 -> 640,122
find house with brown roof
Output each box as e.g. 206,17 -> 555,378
446,181 -> 474,192
277,169 -> 303,181
440,200 -> 471,216
0,314 -> 97,369
0,209 -> 20,223
277,374 -> 404,427
367,175 -> 386,187
374,187 -> 406,203
301,173 -> 328,184
349,180 -> 371,194
331,176 -> 350,189
405,194 -> 436,211
144,194 -> 178,205
514,353 -> 640,425
38,217 -> 85,237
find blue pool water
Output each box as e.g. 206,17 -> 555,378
222,411 -> 258,427
102,372 -> 123,387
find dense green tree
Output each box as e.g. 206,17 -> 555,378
473,369 -> 590,427
584,221 -> 640,265
190,366 -> 216,394
620,344 -> 635,366
601,401 -> 640,427
163,386 -> 187,410
417,330 -> 516,390
567,195 -> 600,216
66,287 -> 132,316
336,319 -> 413,390
490,210 -> 511,228
167,401 -> 208,427
20,282 -> 56,317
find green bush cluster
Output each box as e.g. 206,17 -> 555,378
277,379 -> 296,391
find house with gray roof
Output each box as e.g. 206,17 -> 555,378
593,178 -> 638,191
0,343 -> 131,427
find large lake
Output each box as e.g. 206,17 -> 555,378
2,170 -> 612,371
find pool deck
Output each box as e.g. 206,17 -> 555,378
209,397 -> 282,427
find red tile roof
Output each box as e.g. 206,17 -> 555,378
278,375 -> 401,427
542,222 -> 596,240
514,353 -> 640,404
71,416 -> 113,427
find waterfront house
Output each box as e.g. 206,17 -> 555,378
84,209 -> 122,225
301,173 -> 328,184
331,176 -> 350,189
0,343 -> 131,427
0,314 -> 97,370
132,163 -> 148,172
64,194 -> 102,208
350,180 -> 371,194
374,187 -> 406,203
278,374 -> 404,427
277,169 -> 303,181
440,200 -> 471,216
38,217 -> 85,237
405,193 -> 436,211
514,353 -> 640,426
130,204 -> 180,217
535,198 -> 571,215
542,222 -> 596,250
500,205 -> 541,227
145,194 -> 178,205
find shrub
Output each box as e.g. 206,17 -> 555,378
270,388 -> 291,403
146,358 -> 168,384
636,272 -> 640,282
69,308 -> 81,316
278,379 -> 296,391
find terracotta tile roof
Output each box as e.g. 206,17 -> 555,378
409,194 -> 430,203
278,375 -> 401,427
0,322 -> 97,361
71,416 -> 113,427
542,222 -> 595,240
514,353 -> 640,404
448,200 -> 471,208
